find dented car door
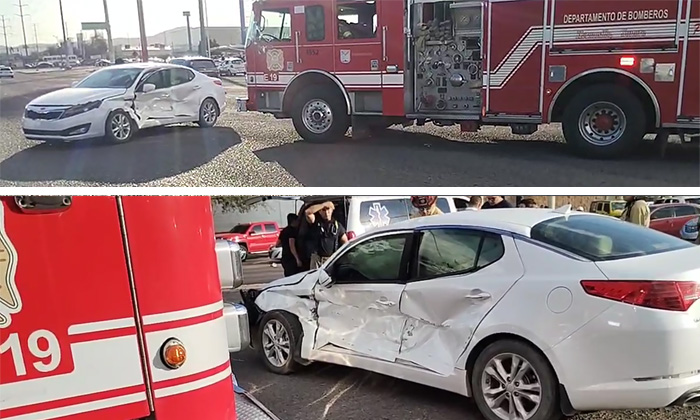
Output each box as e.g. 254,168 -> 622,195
134,69 -> 174,123
168,68 -> 200,118
398,228 -> 524,375
313,231 -> 414,362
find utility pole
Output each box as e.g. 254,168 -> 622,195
58,0 -> 68,61
15,1 -> 30,57
1,16 -> 10,57
197,0 -> 208,57
33,23 -> 38,53
183,11 -> 192,52
102,0 -> 115,62
135,0 -> 148,61
238,0 -> 246,45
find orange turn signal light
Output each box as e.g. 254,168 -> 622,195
161,338 -> 187,369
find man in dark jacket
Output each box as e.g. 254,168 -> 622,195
276,213 -> 303,277
482,196 -> 514,209
304,201 -> 349,269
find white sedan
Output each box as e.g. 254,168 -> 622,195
22,63 -> 226,143
0,65 -> 13,78
241,207 -> 700,420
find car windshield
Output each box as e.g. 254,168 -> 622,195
77,68 -> 143,89
531,215 -> 693,261
230,224 -> 250,234
191,60 -> 217,71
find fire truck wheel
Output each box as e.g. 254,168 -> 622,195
259,311 -> 303,375
562,85 -> 646,159
292,89 -> 350,142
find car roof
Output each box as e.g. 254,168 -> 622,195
173,56 -> 214,61
650,203 -> 700,209
366,207 -> 600,237
102,62 -> 186,71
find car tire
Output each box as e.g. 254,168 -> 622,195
471,339 -> 563,420
197,98 -> 219,128
291,87 -> 349,143
562,84 -> 646,159
258,311 -> 303,375
104,109 -> 136,144
239,244 -> 248,261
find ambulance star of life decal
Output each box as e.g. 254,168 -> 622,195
0,203 -> 20,329
369,203 -> 391,227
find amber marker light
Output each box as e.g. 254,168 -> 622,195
161,338 -> 187,369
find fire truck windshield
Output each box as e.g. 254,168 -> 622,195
249,8 -> 292,44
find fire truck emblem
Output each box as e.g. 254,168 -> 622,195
0,204 -> 20,329
266,49 -> 285,72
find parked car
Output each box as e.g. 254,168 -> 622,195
22,63 -> 226,144
170,56 -> 220,78
216,222 -> 281,261
0,65 -> 14,78
588,199 -> 626,218
95,59 -> 113,67
680,217 -> 699,242
654,196 -> 700,205
649,203 -> 700,238
36,61 -> 54,69
219,57 -> 246,76
242,207 -> 700,420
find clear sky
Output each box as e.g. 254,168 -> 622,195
0,0 -> 254,46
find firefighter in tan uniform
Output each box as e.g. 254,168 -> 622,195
410,196 -> 443,218
620,196 -> 650,227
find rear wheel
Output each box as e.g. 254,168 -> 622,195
239,244 -> 248,261
291,87 -> 349,143
197,98 -> 219,128
471,340 -> 562,420
562,84 -> 646,159
258,311 -> 303,375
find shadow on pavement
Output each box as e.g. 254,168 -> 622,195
0,126 -> 241,184
254,128 -> 700,187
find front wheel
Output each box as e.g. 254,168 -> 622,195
291,87 -> 349,143
104,110 -> 136,144
562,84 -> 646,159
239,244 -> 248,261
197,98 -> 219,128
258,311 -> 303,375
471,340 -> 562,420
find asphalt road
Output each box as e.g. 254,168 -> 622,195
0,68 -> 698,187
229,260 -> 700,420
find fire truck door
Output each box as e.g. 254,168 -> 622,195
295,2 -> 335,75
680,0 -> 700,119
252,7 -> 296,90
485,0 -> 544,115
380,0 -> 406,116
0,196 -> 151,420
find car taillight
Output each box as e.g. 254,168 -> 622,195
213,79 -> 223,86
581,280 -> 700,312
347,231 -> 356,240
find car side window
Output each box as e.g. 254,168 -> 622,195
436,198 -> 450,214
674,206 -> 696,217
170,68 -> 194,86
264,223 -> 277,232
332,234 -> 410,284
142,70 -> 170,90
416,229 -> 504,279
651,208 -> 675,220
603,203 -> 610,213
250,224 -> 264,234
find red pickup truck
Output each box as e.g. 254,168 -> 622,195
216,221 -> 280,260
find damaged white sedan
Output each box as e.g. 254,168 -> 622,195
241,207 -> 700,420
22,63 -> 226,143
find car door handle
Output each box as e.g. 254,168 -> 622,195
193,85 -> 202,90
465,292 -> 491,300
375,298 -> 395,307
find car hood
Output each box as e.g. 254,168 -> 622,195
29,88 -> 127,106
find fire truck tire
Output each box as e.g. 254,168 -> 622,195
291,89 -> 350,142
258,311 -> 304,375
562,85 -> 646,159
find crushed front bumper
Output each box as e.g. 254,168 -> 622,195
233,375 -> 281,420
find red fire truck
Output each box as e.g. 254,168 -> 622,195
0,196 -> 278,420
240,0 -> 700,158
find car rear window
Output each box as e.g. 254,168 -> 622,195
191,59 -> 217,71
358,198 -> 451,228
531,215 -> 693,261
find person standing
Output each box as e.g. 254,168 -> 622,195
620,196 -> 650,227
277,213 -> 303,277
518,198 -> 538,208
410,196 -> 443,218
465,196 -> 483,210
305,201 -> 349,269
482,196 -> 514,209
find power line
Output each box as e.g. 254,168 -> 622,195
1,16 -> 11,56
15,0 -> 30,57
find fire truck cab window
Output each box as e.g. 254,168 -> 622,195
337,1 -> 378,40
260,9 -> 292,42
306,5 -> 326,42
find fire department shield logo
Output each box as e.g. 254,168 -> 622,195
266,49 -> 285,72
0,203 -> 20,329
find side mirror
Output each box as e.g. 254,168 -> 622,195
216,239 -> 244,290
71,81 -> 79,88
142,83 -> 156,93
318,268 -> 333,288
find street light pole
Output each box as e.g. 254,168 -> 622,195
197,0 -> 208,57
238,0 -> 246,45
136,0 -> 148,61
183,11 -> 193,52
58,0 -> 68,61
102,0 -> 115,62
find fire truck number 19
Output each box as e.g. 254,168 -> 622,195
0,330 -> 61,376
263,73 -> 279,82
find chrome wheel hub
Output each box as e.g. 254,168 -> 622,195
578,101 -> 627,146
302,99 -> 333,134
261,319 -> 290,368
111,114 -> 131,140
481,353 -> 542,420
202,101 -> 217,124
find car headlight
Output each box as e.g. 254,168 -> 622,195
61,100 -> 103,119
